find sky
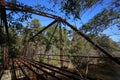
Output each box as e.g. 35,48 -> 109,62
12,0 -> 120,42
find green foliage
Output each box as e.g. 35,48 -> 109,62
7,0 -> 32,27
48,0 -> 102,18
30,19 -> 41,29
8,27 -> 21,58
21,19 -> 42,44
81,9 -> 120,35
68,30 -> 120,69
97,34 -> 119,52
69,31 -> 93,55
43,24 -> 68,51
61,0 -> 102,18
80,0 -> 120,35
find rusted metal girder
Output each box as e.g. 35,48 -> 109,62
11,58 -> 17,80
35,59 -> 99,80
22,58 -> 82,80
59,23 -> 64,68
22,58 -> 100,80
0,0 -> 10,69
40,57 -> 70,62
16,61 -> 30,80
38,54 -> 120,59
0,69 -> 4,79
18,60 -> 47,80
0,1 -> 61,20
20,59 -> 61,80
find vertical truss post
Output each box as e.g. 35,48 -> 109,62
0,0 -> 10,69
59,23 -> 63,68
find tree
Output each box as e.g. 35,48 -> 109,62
47,0 -> 102,19
20,19 -> 43,59
80,0 -> 120,35
97,34 -> 120,52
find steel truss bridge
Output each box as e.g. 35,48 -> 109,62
0,1 -> 120,80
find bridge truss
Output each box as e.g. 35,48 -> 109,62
0,1 -> 120,80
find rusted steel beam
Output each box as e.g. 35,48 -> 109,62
23,60 -> 62,80
40,57 -> 70,62
40,54 -> 120,59
11,58 -> 17,80
34,63 -> 80,80
28,20 -> 57,41
19,60 -> 47,80
0,1 -> 60,19
5,7 -> 55,19
0,69 -> 4,80
0,59 -> 4,79
0,3 -> 10,69
16,61 -> 30,80
0,3 -> 9,45
59,23 -> 64,68
25,58 -> 102,80
24,58 -> 82,80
